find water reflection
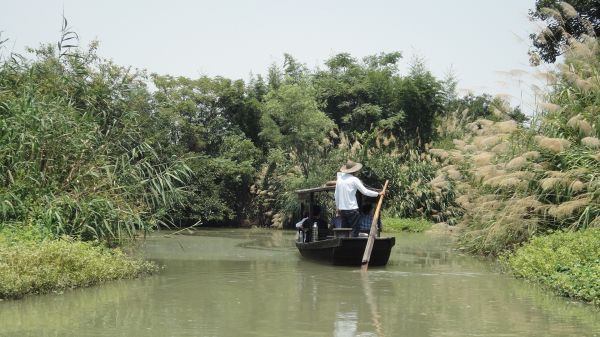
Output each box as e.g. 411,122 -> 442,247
1,229 -> 600,337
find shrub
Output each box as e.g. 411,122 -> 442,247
382,217 -> 433,233
502,229 -> 600,306
0,235 -> 157,299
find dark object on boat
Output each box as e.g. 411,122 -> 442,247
295,236 -> 395,266
294,185 -> 395,266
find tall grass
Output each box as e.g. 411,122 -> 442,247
0,42 -> 190,243
427,35 -> 600,255
0,234 -> 157,299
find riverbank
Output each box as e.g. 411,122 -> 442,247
502,228 -> 600,306
382,218 -> 433,233
4,229 -> 600,336
0,229 -> 157,300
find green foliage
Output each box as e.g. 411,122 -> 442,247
314,52 -> 443,146
1,26 -> 456,236
362,145 -> 460,223
529,0 -> 600,64
502,228 -> 600,306
151,74 -> 262,224
260,83 -> 335,178
382,217 -> 433,233
0,234 -> 157,299
429,37 -> 600,256
0,45 -> 190,243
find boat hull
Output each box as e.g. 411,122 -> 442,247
295,237 -> 395,266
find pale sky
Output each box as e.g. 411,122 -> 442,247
1,0 -> 546,113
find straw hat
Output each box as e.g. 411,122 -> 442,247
340,160 -> 363,173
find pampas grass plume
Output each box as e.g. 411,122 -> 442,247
495,120 -> 518,133
569,180 -> 585,193
523,151 -> 541,160
581,137 -> 600,148
506,156 -> 527,170
559,2 -> 578,18
453,139 -> 466,149
548,196 -> 591,219
429,148 -> 449,160
535,135 -> 571,153
540,102 -> 561,112
491,142 -> 510,154
541,177 -> 563,191
473,152 -> 494,167
464,144 -> 477,152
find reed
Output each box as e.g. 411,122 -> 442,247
428,33 -> 600,255
0,42 -> 190,243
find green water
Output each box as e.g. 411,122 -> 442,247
1,228 -> 600,337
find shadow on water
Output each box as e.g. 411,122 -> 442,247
1,229 -> 600,337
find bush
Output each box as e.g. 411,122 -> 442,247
428,37 -> 600,255
0,234 -> 157,299
382,217 -> 433,233
502,228 -> 600,306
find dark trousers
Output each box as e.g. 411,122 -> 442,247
340,209 -> 361,237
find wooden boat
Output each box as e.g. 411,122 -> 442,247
295,236 -> 395,266
294,185 -> 395,266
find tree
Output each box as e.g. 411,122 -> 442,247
151,74 -> 261,224
529,0 -> 600,64
259,84 -> 335,178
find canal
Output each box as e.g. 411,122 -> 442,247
1,229 -> 599,336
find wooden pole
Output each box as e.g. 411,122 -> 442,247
361,180 -> 388,271
362,272 -> 384,336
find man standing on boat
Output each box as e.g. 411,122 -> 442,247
334,160 -> 383,237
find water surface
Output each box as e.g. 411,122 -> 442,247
1,229 -> 599,337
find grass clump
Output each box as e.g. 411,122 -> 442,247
382,218 -> 433,233
502,228 -> 600,306
0,232 -> 157,300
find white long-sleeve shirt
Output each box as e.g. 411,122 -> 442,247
334,172 -> 379,210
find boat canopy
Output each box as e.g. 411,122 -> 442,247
295,185 -> 336,195
295,184 -> 381,196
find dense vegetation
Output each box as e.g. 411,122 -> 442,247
1,1 -> 599,305
528,0 -> 600,64
502,229 -> 600,305
0,23 -> 456,298
0,228 -> 156,299
425,4 -> 600,305
382,218 -> 433,233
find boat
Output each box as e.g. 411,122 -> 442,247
295,236 -> 395,266
294,185 -> 395,266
